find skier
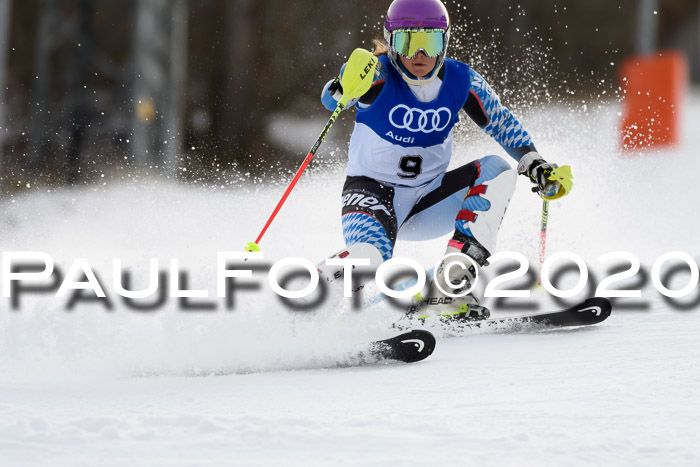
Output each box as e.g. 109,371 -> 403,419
319,0 -> 573,320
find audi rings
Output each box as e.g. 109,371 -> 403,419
388,105 -> 452,133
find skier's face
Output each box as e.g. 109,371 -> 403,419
398,51 -> 437,79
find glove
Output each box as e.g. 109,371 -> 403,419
517,152 -> 574,200
328,76 -> 343,100
322,75 -> 358,111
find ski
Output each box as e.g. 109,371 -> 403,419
342,329 -> 437,366
500,297 -> 612,328
369,329 -> 436,363
398,297 -> 612,333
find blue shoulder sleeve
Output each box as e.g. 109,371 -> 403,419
468,69 -> 536,162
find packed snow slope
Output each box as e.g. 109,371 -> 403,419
0,93 -> 699,466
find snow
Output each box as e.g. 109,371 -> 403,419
1,92 -> 699,466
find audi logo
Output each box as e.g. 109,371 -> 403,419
388,104 -> 452,133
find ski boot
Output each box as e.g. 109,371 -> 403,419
408,234 -> 491,323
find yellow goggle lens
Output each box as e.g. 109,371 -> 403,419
392,29 -> 445,59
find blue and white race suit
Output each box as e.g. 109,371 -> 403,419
321,54 -> 538,261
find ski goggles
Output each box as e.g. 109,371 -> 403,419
391,29 -> 445,59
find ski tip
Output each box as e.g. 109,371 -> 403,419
393,329 -> 436,363
570,297 -> 612,325
369,329 -> 437,364
582,297 -> 613,317
403,329 -> 437,345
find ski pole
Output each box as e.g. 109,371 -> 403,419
246,49 -> 379,253
537,198 -> 549,287
534,165 -> 572,285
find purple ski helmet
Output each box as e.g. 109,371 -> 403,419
383,0 -> 451,85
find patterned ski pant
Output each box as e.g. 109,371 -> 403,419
341,155 -> 513,260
